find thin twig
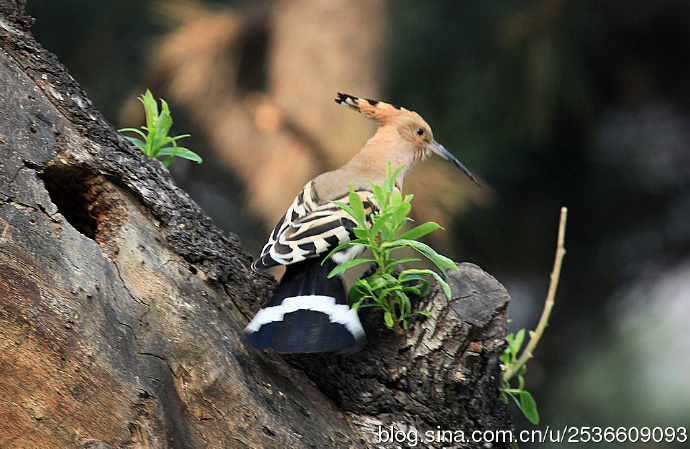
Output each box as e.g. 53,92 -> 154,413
504,207 -> 568,382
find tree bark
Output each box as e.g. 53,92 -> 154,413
0,2 -> 513,448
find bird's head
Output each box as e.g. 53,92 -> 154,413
335,93 -> 480,187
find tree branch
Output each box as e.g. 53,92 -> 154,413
504,207 -> 568,382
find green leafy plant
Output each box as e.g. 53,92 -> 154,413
119,89 -> 202,166
325,161 -> 458,333
499,207 -> 568,425
499,327 -> 540,424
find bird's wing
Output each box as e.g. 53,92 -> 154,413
252,180 -> 373,270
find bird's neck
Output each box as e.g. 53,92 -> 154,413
347,130 -> 418,189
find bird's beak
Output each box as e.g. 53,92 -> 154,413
428,140 -> 481,187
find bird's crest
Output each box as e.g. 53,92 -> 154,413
335,92 -> 414,123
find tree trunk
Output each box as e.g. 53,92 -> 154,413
0,2 -> 513,448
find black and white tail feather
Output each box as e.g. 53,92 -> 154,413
245,257 -> 365,353
245,179 -> 373,353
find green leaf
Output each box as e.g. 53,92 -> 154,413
398,271 -> 423,281
519,391 -> 539,424
322,238 -> 368,263
399,222 -> 443,241
383,311 -> 394,328
364,274 -> 393,293
386,163 -> 406,191
511,329 -> 526,355
369,211 -> 395,237
389,257 -> 421,265
347,188 -> 367,225
140,90 -> 158,129
370,181 -> 385,203
380,285 -> 403,301
349,280 -> 373,308
402,285 -> 421,296
119,127 -> 148,139
402,277 -> 430,297
327,258 -> 374,278
160,98 -> 171,115
328,199 -> 366,229
392,198 -> 412,226
349,294 -> 365,309
353,228 -> 370,239
156,146 -> 203,163
400,268 -> 452,299
505,390 -> 522,411
398,291 -> 411,316
122,136 -> 146,151
151,112 -> 173,152
386,239 -> 457,271
330,199 -> 348,209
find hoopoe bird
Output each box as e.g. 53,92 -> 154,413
244,93 -> 479,353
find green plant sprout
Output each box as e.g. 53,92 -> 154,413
325,161 -> 458,333
119,89 -> 202,166
499,207 -> 568,425
500,327 -> 540,424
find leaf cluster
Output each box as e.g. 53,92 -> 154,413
499,328 -> 540,424
326,162 -> 457,333
119,89 -> 202,166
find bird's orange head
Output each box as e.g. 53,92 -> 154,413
335,92 -> 480,186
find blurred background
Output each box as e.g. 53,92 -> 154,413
26,0 -> 690,447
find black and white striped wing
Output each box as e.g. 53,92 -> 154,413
252,181 -> 372,271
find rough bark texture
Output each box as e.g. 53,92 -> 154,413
0,2 -> 513,448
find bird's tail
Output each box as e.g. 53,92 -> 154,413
244,258 -> 366,353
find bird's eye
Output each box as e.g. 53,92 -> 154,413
416,128 -> 424,136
